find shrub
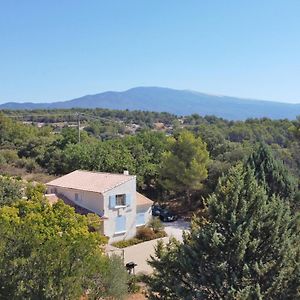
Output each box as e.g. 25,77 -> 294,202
128,275 -> 141,293
0,150 -> 19,164
0,154 -> 6,165
136,227 -> 155,241
86,213 -> 104,233
25,159 -> 38,173
148,217 -> 164,233
154,230 -> 167,238
112,238 -> 141,248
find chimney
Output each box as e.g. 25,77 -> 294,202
123,170 -> 129,176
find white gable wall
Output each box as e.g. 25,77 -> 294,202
47,176 -> 138,243
103,177 -> 137,243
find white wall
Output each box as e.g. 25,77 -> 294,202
137,205 -> 152,225
47,185 -> 104,216
103,177 -> 137,243
47,176 -> 137,244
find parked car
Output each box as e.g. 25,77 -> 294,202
152,205 -> 164,217
152,204 -> 178,222
159,209 -> 178,222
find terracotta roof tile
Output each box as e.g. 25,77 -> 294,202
136,192 -> 153,206
46,170 -> 135,193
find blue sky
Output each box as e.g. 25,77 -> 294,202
0,0 -> 300,103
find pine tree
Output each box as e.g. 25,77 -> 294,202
159,130 -> 209,204
247,142 -> 298,203
148,164 -> 300,299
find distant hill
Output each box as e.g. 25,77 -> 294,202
1,87 -> 300,120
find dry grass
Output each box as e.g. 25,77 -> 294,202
0,165 -> 56,183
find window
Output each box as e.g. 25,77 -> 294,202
115,215 -> 126,233
75,193 -> 79,202
116,194 -> 126,206
109,194 -> 131,208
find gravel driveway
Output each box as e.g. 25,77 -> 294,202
163,220 -> 190,241
123,220 -> 190,274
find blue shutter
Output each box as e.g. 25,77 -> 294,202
136,213 -> 145,226
115,215 -> 126,233
125,194 -> 131,206
109,195 -> 116,209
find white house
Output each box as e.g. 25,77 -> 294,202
46,170 -> 153,243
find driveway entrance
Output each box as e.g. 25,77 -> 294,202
123,220 -> 190,274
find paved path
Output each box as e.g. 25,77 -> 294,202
163,220 -> 190,242
123,220 -> 190,274
124,237 -> 169,274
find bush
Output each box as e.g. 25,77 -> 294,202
112,238 -> 141,248
154,231 -> 167,238
136,227 -> 156,241
128,275 -> 141,294
86,213 -> 104,233
112,226 -> 167,248
0,150 -> 19,164
148,217 -> 164,233
25,159 -> 38,173
0,154 -> 6,165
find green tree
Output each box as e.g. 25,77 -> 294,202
148,164 -> 300,299
124,130 -> 168,189
0,176 -> 23,206
25,182 -> 46,201
0,199 -> 128,299
159,130 -> 209,204
247,143 -> 298,203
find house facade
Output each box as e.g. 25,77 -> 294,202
46,170 -> 153,243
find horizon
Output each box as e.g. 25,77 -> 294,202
1,1 -> 300,104
2,86 -> 300,105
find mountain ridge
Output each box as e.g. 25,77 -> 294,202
1,86 -> 300,120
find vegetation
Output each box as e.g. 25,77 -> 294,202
0,200 -> 127,299
112,238 -> 142,248
148,216 -> 165,233
113,219 -> 166,248
247,142 -> 298,204
148,164 -> 300,299
159,130 -> 209,204
1,109 -> 300,298
0,184 -> 128,299
0,175 -> 23,206
113,230 -> 167,249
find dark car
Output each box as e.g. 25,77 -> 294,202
159,209 -> 178,222
152,205 -> 164,217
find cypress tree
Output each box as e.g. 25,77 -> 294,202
247,142 -> 298,204
148,164 -> 300,299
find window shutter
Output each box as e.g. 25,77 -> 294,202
125,194 -> 131,206
109,195 -> 116,209
115,215 -> 126,233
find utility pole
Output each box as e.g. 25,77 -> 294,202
77,112 -> 81,143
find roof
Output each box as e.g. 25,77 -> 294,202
136,192 -> 153,206
46,170 -> 135,194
